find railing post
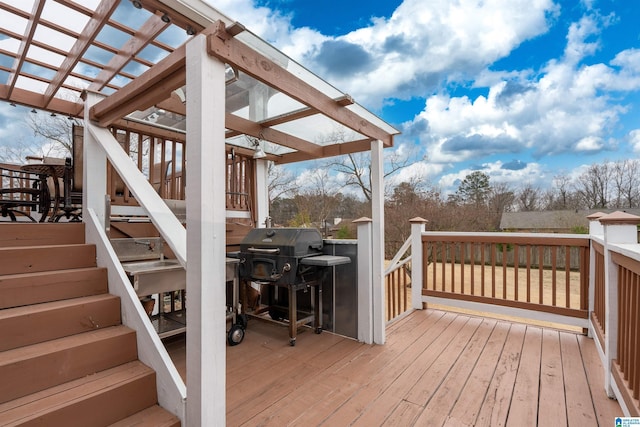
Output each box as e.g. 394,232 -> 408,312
354,217 -> 373,344
410,217 -> 428,310
599,211 -> 640,397
587,212 -> 605,339
81,91 -> 108,229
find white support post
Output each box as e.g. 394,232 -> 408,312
354,217 -> 373,344
185,34 -> 227,426
82,91 -> 108,229
600,211 -> 640,397
370,139 -> 385,344
410,218 -> 428,310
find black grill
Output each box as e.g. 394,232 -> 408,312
238,227 -> 350,346
239,227 -> 323,284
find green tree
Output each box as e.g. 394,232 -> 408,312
455,171 -> 491,206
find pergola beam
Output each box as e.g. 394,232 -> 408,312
0,85 -> 83,117
206,21 -> 393,147
90,45 -> 187,127
278,138 -> 373,164
225,114 -> 323,156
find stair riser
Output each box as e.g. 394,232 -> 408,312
3,370 -> 157,427
0,268 -> 108,309
0,244 -> 97,275
0,295 -> 121,351
0,329 -> 138,404
0,223 -> 85,248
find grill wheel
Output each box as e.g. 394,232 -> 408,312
227,324 -> 244,346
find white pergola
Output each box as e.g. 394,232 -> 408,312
0,1 -> 400,424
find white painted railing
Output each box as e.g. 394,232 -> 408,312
85,208 -> 186,422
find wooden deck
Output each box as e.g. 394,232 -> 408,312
163,309 -> 622,426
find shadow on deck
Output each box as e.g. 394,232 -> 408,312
164,309 -> 622,426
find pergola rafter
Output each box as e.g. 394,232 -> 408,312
42,0 -> 120,107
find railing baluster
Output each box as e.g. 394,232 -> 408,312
491,243 -> 496,298
539,246 -> 544,305
551,246 -> 557,306
461,243 -> 465,295
526,245 -> 531,303
565,246 -> 571,308
481,242 -> 485,297
514,244 -> 519,301
470,243 -> 475,295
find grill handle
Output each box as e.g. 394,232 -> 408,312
247,247 -> 280,255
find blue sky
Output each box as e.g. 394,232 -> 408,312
212,0 -> 640,195
2,0 -> 640,198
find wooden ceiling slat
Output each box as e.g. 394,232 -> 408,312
89,13 -> 170,92
42,0 -> 120,107
206,21 -> 393,147
6,0 -> 46,99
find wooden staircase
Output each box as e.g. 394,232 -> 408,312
0,222 -> 181,426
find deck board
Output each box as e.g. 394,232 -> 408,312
560,332 -> 598,426
538,329 -> 567,427
447,320 -> 510,425
475,322 -> 526,427
507,326 -> 542,426
164,308 -> 622,426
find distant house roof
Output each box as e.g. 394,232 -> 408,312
500,209 -> 640,232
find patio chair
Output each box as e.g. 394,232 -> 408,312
52,126 -> 83,222
0,164 -> 51,222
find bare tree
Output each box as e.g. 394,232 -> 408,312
612,159 -> 640,208
267,161 -> 297,204
1,114 -> 78,164
323,130 -> 420,202
575,163 -> 612,209
516,184 -> 541,211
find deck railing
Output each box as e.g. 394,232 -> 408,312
83,126 -> 255,216
404,213 -> 640,416
592,241 -> 606,348
613,251 -> 640,411
419,232 -> 590,327
384,236 -> 411,321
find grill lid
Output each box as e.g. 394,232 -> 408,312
240,227 -> 323,257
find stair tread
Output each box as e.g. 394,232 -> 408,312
0,293 -> 117,320
0,223 -> 85,248
0,324 -> 134,365
0,244 -> 97,275
0,266 -> 106,281
0,267 -> 108,309
0,360 -> 155,425
108,405 -> 181,427
0,293 -> 121,351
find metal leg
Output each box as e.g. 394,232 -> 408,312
289,285 -> 297,346
314,282 -> 323,334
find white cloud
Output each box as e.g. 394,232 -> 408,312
438,160 -> 545,194
406,10 -> 639,167
628,129 -> 640,153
